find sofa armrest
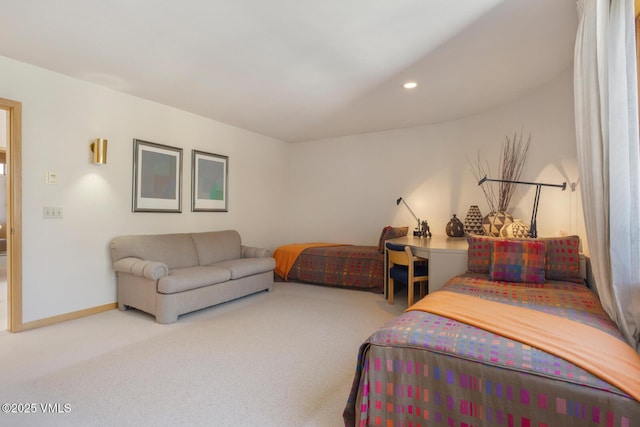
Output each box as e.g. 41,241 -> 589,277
113,257 -> 169,280
241,245 -> 271,259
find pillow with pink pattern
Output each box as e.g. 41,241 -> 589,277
489,239 -> 546,283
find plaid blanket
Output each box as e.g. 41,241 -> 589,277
281,245 -> 384,293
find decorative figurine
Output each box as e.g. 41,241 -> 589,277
420,220 -> 432,238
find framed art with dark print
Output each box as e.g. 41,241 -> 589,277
191,150 -> 228,212
132,139 -> 182,213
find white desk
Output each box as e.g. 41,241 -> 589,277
385,235 -> 468,298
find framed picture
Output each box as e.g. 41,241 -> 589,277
191,150 -> 228,212
132,139 -> 182,213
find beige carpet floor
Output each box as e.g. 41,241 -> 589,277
0,282 -> 407,426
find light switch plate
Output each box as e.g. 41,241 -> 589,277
43,206 -> 63,219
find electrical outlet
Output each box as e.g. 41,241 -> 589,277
43,206 -> 63,219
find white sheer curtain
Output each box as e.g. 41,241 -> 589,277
574,0 -> 640,351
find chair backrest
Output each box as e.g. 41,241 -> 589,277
386,242 -> 413,267
385,242 -> 428,306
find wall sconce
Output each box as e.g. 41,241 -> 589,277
396,197 -> 431,238
90,138 -> 108,164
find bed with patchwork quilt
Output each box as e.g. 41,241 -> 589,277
273,226 -> 408,294
343,235 -> 640,426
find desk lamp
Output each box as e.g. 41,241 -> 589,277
396,197 -> 432,238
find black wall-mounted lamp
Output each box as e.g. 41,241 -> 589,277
478,176 -> 566,238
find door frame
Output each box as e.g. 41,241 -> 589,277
1,97 -> 23,332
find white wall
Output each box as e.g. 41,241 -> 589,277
0,56 -> 289,323
287,68 -> 585,247
0,54 -> 585,325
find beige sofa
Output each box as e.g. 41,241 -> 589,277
110,230 -> 275,324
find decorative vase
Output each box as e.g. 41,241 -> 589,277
463,205 -> 484,235
446,214 -> 465,237
482,211 -> 514,237
500,219 -> 530,238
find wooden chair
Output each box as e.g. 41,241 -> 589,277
386,242 -> 428,306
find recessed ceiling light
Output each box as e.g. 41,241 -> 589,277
403,82 -> 418,89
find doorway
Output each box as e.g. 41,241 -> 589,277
0,110 -> 6,330
0,97 -> 23,332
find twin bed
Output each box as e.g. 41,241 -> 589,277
274,232 -> 640,425
343,235 -> 640,426
273,226 -> 408,294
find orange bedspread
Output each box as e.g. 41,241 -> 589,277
408,291 -> 640,402
273,243 -> 347,280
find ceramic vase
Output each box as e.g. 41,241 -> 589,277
500,219 -> 530,238
446,214 -> 465,237
463,205 -> 484,235
482,211 -> 514,237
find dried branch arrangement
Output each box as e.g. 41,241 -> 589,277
468,131 -> 530,213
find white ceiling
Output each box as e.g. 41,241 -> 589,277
0,0 -> 577,143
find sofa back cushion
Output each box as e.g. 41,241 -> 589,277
110,234 -> 199,269
191,230 -> 242,265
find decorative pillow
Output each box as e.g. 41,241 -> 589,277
489,239 -> 546,283
377,226 -> 409,253
466,235 -> 499,274
539,235 -> 582,283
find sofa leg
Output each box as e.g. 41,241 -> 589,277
118,302 -> 128,311
155,312 -> 178,324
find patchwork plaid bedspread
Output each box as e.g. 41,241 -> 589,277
284,245 -> 384,293
344,274 -> 640,426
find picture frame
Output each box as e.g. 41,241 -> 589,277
132,139 -> 182,213
191,150 -> 228,212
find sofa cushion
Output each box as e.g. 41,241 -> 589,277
111,234 -> 199,269
191,230 -> 242,265
157,266 -> 231,294
212,258 -> 276,280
